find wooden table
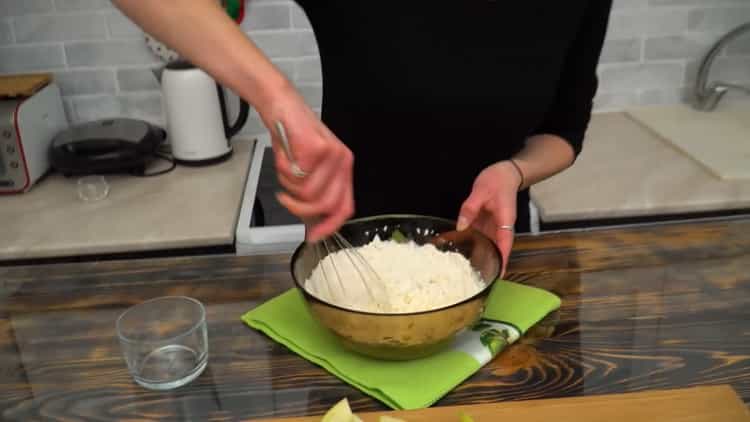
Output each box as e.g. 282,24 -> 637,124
1,217 -> 749,420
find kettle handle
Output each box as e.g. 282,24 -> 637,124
217,84 -> 250,143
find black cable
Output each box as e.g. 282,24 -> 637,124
133,151 -> 177,177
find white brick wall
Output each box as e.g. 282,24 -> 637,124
598,0 -> 750,110
1,0 -> 748,130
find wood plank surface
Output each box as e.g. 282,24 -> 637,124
0,73 -> 51,98
257,386 -> 749,422
0,218 -> 749,420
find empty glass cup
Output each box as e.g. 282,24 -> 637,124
77,175 -> 109,202
116,296 -> 208,391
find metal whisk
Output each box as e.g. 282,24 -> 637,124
312,232 -> 390,307
274,121 -> 390,309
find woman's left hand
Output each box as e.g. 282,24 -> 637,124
457,161 -> 523,277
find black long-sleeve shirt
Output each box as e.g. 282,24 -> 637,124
296,1 -> 612,231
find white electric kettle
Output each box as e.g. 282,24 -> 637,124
158,61 -> 249,164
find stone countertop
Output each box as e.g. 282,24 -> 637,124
530,112 -> 750,223
0,138 -> 255,261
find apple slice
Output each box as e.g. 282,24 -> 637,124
321,399 -> 353,422
379,416 -> 406,422
459,412 -> 475,422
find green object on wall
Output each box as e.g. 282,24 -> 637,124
224,0 -> 242,21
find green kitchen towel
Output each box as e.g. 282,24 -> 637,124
241,280 -> 560,410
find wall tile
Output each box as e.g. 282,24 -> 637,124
294,56 -> 321,82
290,3 -> 311,29
0,19 -> 13,45
0,0 -> 54,16
0,45 -> 66,73
54,69 -> 116,95
600,38 -> 642,63
55,0 -> 113,12
607,9 -> 689,39
651,0 -> 746,5
241,4 -> 291,31
297,83 -> 322,108
688,7 -> 750,32
65,40 -> 159,66
70,93 -> 163,125
270,58 -> 296,80
598,63 -> 685,92
726,29 -> 750,56
117,67 -> 160,92
707,57 -> 750,83
3,0 -> 747,120
639,87 -> 691,105
119,93 -> 163,124
70,94 -> 122,122
613,0 -> 649,9
593,91 -> 640,111
106,10 -> 142,39
14,14 -> 107,43
251,31 -> 317,58
644,34 -> 714,60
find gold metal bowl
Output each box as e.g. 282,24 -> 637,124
290,215 -> 501,360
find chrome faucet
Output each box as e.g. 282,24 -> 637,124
693,22 -> 750,111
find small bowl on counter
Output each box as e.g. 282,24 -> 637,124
290,214 -> 502,361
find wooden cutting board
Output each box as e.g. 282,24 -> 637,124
255,385 -> 749,422
0,73 -> 52,98
627,103 -> 750,181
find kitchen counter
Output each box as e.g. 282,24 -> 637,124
0,138 -> 255,261
530,112 -> 750,223
1,217 -> 749,420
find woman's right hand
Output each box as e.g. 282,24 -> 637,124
258,85 -> 355,243
112,0 -> 353,242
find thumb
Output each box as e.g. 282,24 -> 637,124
457,189 -> 487,231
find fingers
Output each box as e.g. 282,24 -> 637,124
269,134 -> 295,178
277,145 -> 347,204
271,136 -> 318,187
457,188 -> 488,231
268,115 -> 355,240
488,195 -> 516,278
306,171 -> 355,241
276,169 -> 351,239
496,227 -> 514,279
274,143 -> 355,242
462,193 -> 516,278
276,185 -> 354,242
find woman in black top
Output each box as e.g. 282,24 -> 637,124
114,0 -> 612,273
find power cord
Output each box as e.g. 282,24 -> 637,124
132,144 -> 177,177
138,152 -> 176,177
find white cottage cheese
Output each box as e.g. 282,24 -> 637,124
305,236 -> 485,313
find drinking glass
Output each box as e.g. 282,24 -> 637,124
116,296 -> 208,390
77,175 -> 109,202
